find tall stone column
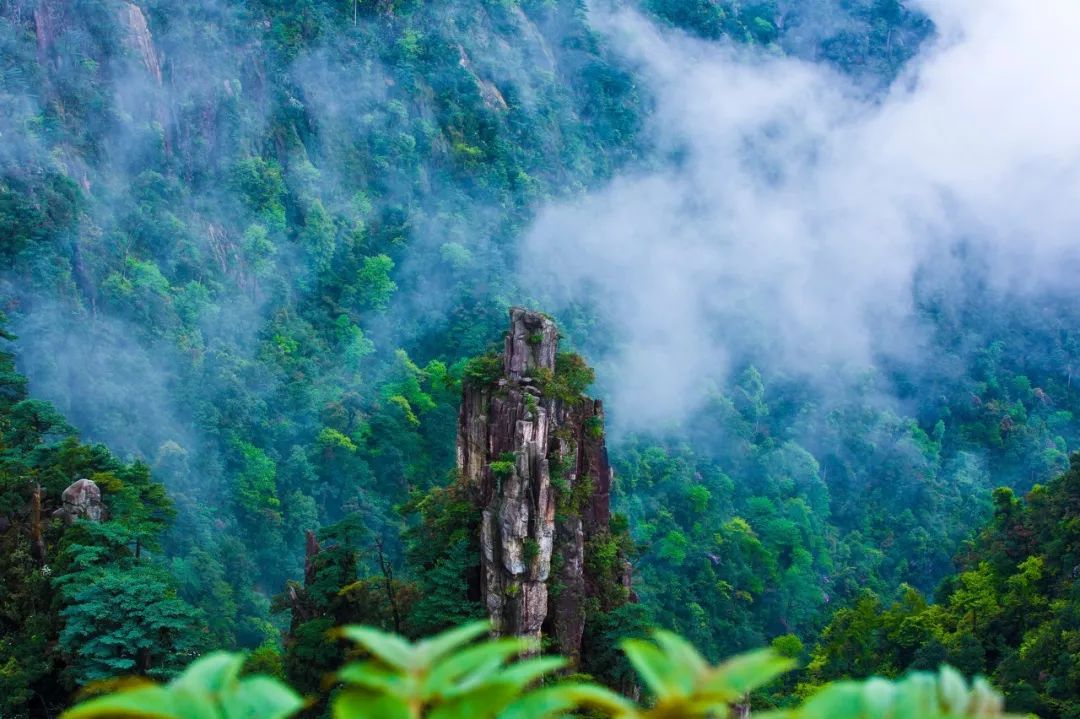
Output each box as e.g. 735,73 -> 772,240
457,308 -> 630,658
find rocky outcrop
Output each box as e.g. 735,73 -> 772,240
116,2 -> 171,155
119,3 -> 163,86
458,308 -> 630,659
456,45 -> 508,112
52,478 -> 104,523
34,2 -> 56,60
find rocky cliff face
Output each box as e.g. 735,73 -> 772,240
119,3 -> 163,86
458,308 -> 630,659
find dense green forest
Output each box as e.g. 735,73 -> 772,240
805,458 -> 1080,718
2,0 -> 1080,716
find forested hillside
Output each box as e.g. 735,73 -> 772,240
0,318 -> 206,713
2,0 -> 1080,716
805,457 -> 1080,719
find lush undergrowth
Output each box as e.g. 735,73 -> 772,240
64,621 -> 1016,719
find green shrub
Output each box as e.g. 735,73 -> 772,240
490,453 -> 517,480
522,538 -> 540,565
62,622 -> 1019,719
568,474 -> 596,515
538,352 -> 596,403
585,415 -> 604,440
463,352 -> 504,387
551,475 -> 570,499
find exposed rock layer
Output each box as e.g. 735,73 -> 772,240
457,308 -> 628,658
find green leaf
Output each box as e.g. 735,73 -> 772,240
338,660 -> 413,695
172,652 -> 245,695
493,656 -> 567,690
223,676 -> 304,719
167,690 -> 221,719
791,681 -> 865,718
423,638 -> 532,698
415,621 -> 490,665
497,689 -> 578,719
338,626 -> 415,671
860,677 -> 898,717
937,666 -> 969,715
969,677 -> 1006,716
764,669 -> 1023,719
700,648 -> 795,699
427,681 -> 522,719
652,630 -> 708,681
61,686 -> 177,719
499,683 -> 639,719
332,688 -> 411,719
621,638 -> 689,700
893,673 -> 939,719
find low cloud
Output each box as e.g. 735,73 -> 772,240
521,0 -> 1080,428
